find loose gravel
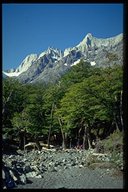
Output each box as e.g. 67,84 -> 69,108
3,149 -> 124,189
14,166 -> 123,189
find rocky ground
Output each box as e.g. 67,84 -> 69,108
2,148 -> 124,189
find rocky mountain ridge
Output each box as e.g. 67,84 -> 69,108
3,33 -> 123,84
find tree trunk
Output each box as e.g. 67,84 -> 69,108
62,139 -> 66,149
47,103 -> 54,149
77,127 -> 82,148
83,125 -> 88,150
69,138 -> 72,149
23,131 -> 26,152
114,93 -> 123,131
106,121 -> 115,138
77,138 -> 80,148
120,90 -> 123,130
58,117 -> 67,149
47,125 -> 52,149
83,124 -> 91,150
64,132 -> 68,149
35,136 -> 41,151
62,133 -> 67,149
19,131 -> 24,150
87,127 -> 92,149
113,112 -> 120,131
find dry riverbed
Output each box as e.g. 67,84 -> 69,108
2,148 -> 124,189
15,167 -> 123,189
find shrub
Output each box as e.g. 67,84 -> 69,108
103,129 -> 123,153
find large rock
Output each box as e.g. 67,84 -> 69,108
19,174 -> 27,184
24,165 -> 33,173
26,171 -> 38,178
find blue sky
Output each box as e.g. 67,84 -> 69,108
2,3 -> 123,71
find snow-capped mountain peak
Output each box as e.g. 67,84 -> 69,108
38,51 -> 47,59
82,33 -> 93,42
39,47 -> 63,60
77,33 -> 93,45
20,54 -> 37,68
17,53 -> 37,71
3,33 -> 123,83
76,33 -> 123,53
3,54 -> 37,77
64,47 -> 72,57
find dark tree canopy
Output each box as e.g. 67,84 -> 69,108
2,60 -> 123,150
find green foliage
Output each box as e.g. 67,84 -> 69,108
102,129 -> 123,153
95,129 -> 123,153
2,60 -> 123,150
24,92 -> 47,136
55,64 -> 123,139
61,60 -> 100,87
106,52 -> 118,62
94,129 -> 123,168
11,110 -> 31,136
3,79 -> 26,131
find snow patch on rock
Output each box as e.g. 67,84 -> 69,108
4,54 -> 38,77
38,51 -> 46,59
64,48 -> 72,57
71,59 -> 81,66
3,71 -> 21,77
90,61 -> 96,66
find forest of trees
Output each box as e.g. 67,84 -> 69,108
2,60 -> 123,151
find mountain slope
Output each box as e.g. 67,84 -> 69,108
3,33 -> 123,84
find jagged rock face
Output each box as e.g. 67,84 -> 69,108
3,33 -> 123,84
